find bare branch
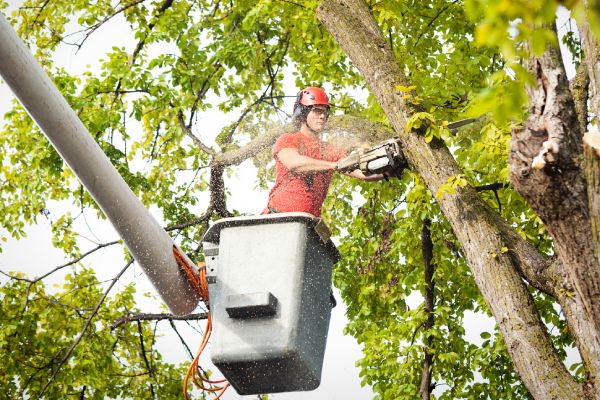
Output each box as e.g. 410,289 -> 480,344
74,0 -> 148,51
0,240 -> 120,284
165,213 -> 212,231
35,241 -> 120,283
177,111 -> 216,156
37,259 -> 133,399
419,219 -> 435,400
169,319 -> 194,360
0,269 -> 33,283
136,320 -> 156,398
212,115 -> 392,168
112,312 -> 208,329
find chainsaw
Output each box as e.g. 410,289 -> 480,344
335,118 -> 477,178
336,138 -> 407,178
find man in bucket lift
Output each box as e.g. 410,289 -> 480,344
263,86 -> 388,218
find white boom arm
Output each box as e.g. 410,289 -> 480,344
0,14 -> 200,315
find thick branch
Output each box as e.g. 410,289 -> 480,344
508,24 -> 600,393
209,165 -> 232,218
211,122 -> 289,167
211,115 -> 394,168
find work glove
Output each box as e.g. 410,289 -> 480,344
335,153 -> 360,173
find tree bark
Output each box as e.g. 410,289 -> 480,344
578,0 -> 600,122
578,0 -> 600,283
570,63 -> 590,135
509,24 -> 600,397
508,25 -> 600,349
316,1 -> 587,398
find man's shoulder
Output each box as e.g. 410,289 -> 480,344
275,131 -> 301,145
273,131 -> 302,154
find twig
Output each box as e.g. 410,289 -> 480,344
273,0 -> 307,8
35,241 -> 120,283
36,259 -> 134,399
0,270 -> 33,283
177,111 -> 216,156
169,319 -> 194,360
136,320 -> 156,398
165,214 -> 212,231
0,240 -> 120,284
189,63 -> 223,124
74,0 -> 148,51
412,1 -> 458,49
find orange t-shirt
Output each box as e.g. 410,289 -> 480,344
265,132 -> 346,217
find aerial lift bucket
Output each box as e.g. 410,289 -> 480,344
202,212 -> 340,395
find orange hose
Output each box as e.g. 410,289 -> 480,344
174,247 -> 230,400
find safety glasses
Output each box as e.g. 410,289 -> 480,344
310,106 -> 330,118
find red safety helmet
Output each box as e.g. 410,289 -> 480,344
292,87 -> 330,122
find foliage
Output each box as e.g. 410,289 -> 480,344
0,0 -> 596,398
0,268 -> 184,399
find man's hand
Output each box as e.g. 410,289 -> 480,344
335,153 -> 360,173
342,165 -> 401,182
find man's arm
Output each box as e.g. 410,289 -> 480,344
278,148 -> 388,180
277,148 -> 336,173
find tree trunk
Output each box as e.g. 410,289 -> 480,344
578,0 -> 600,281
316,1 -> 588,398
578,1 -> 600,121
508,24 -> 600,343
